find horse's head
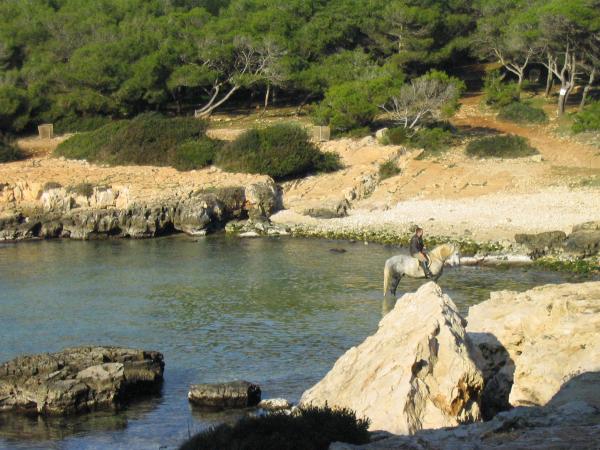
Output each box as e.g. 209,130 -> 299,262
446,244 -> 461,267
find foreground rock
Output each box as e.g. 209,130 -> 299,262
467,281 -> 600,419
300,283 -> 483,435
188,381 -> 261,408
0,180 -> 278,240
0,346 -> 164,415
332,398 -> 600,449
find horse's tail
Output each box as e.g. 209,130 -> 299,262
383,260 -> 391,295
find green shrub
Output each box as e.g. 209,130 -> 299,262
573,101 -> 600,133
179,405 -> 370,450
410,128 -> 455,154
466,134 -> 538,158
55,114 -> 215,170
0,139 -> 25,163
174,137 -> 222,171
216,124 -> 342,180
483,71 -> 520,108
313,81 -> 379,133
498,102 -> 548,124
379,160 -> 401,180
386,127 -> 409,145
54,115 -> 112,134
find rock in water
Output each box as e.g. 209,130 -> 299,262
300,282 -> 483,435
467,282 -> 600,409
0,346 -> 164,415
188,381 -> 261,408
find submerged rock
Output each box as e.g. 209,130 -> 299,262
467,282 -> 600,411
258,398 -> 292,411
300,282 -> 483,435
188,381 -> 261,408
0,346 -> 164,415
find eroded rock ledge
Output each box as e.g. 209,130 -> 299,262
0,180 -> 280,240
0,346 -> 164,415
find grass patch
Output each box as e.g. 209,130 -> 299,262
573,101 -> 600,133
180,405 -> 370,450
533,257 -> 599,275
466,134 -> 538,159
215,123 -> 342,180
378,160 -> 401,180
0,139 -> 25,163
498,102 -> 548,124
55,113 -> 218,170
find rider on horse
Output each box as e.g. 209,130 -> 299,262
410,227 -> 434,279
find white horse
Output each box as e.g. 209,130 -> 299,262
383,243 -> 460,296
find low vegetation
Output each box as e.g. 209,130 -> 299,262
572,101 -> 600,133
179,405 -> 370,450
466,134 -> 538,158
54,116 -> 112,134
381,126 -> 456,158
0,139 -> 25,163
483,72 -> 520,108
66,182 -> 95,197
378,160 -> 401,180
498,102 -> 548,124
55,114 -> 219,171
215,124 -> 342,180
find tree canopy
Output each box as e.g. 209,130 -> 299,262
0,0 -> 598,134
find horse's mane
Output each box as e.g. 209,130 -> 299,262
429,243 -> 455,260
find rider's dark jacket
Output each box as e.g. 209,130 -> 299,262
409,234 -> 424,256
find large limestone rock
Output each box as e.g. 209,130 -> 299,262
300,283 -> 483,435
467,282 -> 600,411
0,346 -> 164,415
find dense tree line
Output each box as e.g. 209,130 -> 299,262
0,0 -> 598,135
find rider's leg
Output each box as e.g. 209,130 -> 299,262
419,254 -> 434,278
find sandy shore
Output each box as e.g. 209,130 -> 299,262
272,187 -> 600,242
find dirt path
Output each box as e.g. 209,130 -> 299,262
453,95 -> 600,170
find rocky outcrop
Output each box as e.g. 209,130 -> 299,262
300,283 -> 483,435
467,282 -> 600,413
0,180 -> 278,241
0,346 -> 164,415
514,230 -> 567,258
188,381 -> 261,408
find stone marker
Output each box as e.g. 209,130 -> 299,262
188,380 -> 261,408
38,124 -> 54,139
312,126 -> 330,142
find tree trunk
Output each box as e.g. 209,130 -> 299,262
579,68 -> 595,111
545,68 -> 554,97
197,85 -> 240,117
296,92 -> 314,115
263,83 -> 270,113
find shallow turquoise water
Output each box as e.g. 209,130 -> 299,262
0,236 -> 594,449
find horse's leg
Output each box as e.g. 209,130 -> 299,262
391,275 -> 401,296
